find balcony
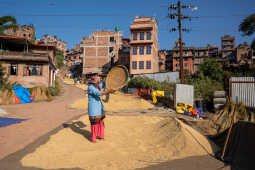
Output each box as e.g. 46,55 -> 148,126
130,39 -> 153,44
0,50 -> 50,62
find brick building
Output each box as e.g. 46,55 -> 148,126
159,50 -> 174,72
65,49 -> 82,68
129,17 -> 159,75
0,35 -> 57,88
117,38 -> 130,70
37,35 -> 67,56
221,35 -> 235,58
5,25 -> 35,41
173,46 -> 195,74
232,43 -> 254,66
172,42 -> 219,74
80,31 -> 122,75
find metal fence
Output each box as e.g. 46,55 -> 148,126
230,77 -> 255,109
133,72 -> 179,83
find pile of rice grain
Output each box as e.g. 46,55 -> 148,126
71,91 -> 154,111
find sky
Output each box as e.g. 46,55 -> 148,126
0,0 -> 254,50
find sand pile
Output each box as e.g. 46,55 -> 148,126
71,91 -> 154,111
63,78 -> 75,85
21,115 -> 217,170
75,83 -> 88,91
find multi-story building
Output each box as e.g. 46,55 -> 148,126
118,38 -> 130,70
65,49 -> 82,67
0,35 -> 57,88
129,17 -> 159,75
5,25 -> 35,41
208,45 -> 219,58
172,46 -> 195,74
235,43 -> 253,65
80,31 -> 122,75
221,35 -> 235,58
37,35 -> 67,56
172,41 -> 219,73
158,50 -> 167,72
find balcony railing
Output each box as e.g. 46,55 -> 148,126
0,50 -> 50,62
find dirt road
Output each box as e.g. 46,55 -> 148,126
0,82 -> 86,160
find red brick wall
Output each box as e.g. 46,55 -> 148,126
2,62 -> 50,88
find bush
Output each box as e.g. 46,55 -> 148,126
128,76 -> 175,92
0,63 -> 21,92
48,80 -> 61,96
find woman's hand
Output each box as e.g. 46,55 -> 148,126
108,89 -> 116,94
102,89 -> 116,95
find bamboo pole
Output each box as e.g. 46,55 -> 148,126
221,104 -> 236,160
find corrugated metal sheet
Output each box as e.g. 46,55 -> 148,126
230,77 -> 255,108
175,84 -> 194,107
133,72 -> 179,83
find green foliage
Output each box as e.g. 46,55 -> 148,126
184,70 -> 193,85
0,63 -> 8,89
0,16 -> 18,35
31,30 -> 36,44
239,13 -> 255,36
0,63 -> 20,91
197,58 -> 224,82
49,80 -> 61,96
48,80 -> 61,96
128,76 -> 175,92
194,76 -> 224,102
56,50 -> 64,68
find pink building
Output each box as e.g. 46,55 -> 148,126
129,17 -> 159,75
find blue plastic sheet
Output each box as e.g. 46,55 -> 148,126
12,86 -> 35,104
0,117 -> 27,127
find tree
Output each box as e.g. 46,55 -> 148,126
56,50 -> 64,68
239,13 -> 255,50
239,13 -> 255,36
0,63 -> 9,90
0,16 -> 18,35
197,58 -> 224,82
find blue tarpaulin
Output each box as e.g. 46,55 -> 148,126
0,117 -> 27,127
12,86 -> 35,104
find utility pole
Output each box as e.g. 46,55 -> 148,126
177,1 -> 184,84
168,1 -> 197,84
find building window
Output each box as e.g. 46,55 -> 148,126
146,61 -> 151,69
132,61 -> 137,69
139,61 -> 144,69
133,47 -> 137,55
147,32 -> 151,40
176,64 -> 179,67
184,51 -> 188,55
184,58 -> 188,61
146,46 -> 151,54
24,64 -> 43,76
133,33 -> 137,40
140,47 -> 144,55
184,64 -> 188,67
110,36 -> 114,42
109,47 -> 113,53
140,32 -> 144,40
10,64 -> 18,75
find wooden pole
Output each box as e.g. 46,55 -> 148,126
221,104 -> 236,160
178,0 -> 184,84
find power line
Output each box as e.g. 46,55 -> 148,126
0,13 -> 134,17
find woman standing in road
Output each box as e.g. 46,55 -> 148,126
87,74 -> 114,143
